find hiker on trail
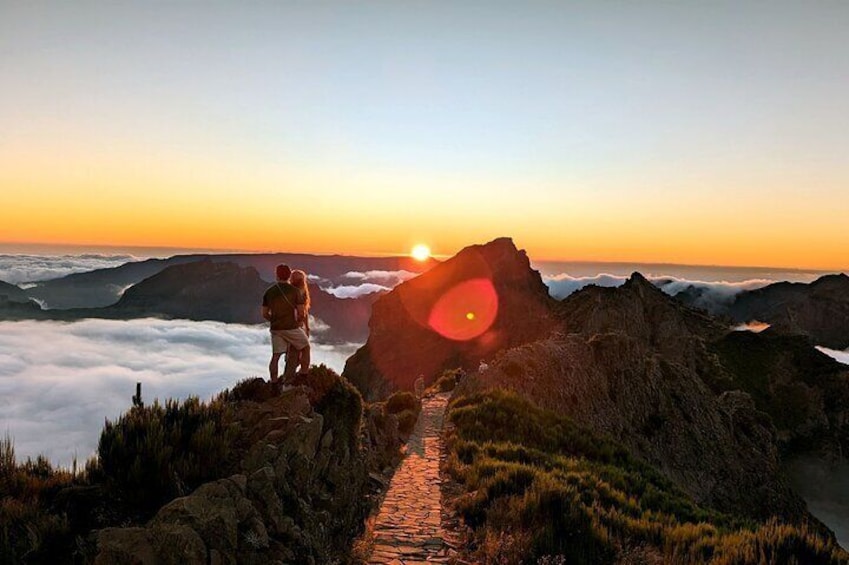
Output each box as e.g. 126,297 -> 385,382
289,269 -> 312,376
261,264 -> 309,385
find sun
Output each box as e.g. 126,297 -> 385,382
411,244 -> 431,262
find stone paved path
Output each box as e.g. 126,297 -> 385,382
367,393 -> 459,564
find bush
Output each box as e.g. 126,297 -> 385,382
396,409 -> 418,436
385,391 -> 419,415
97,396 -> 236,517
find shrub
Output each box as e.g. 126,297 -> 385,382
385,391 -> 419,415
97,396 -> 236,517
396,409 -> 418,436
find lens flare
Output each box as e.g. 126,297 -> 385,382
427,278 -> 498,341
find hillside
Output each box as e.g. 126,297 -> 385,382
1,368 -> 417,563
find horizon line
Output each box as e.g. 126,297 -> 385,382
1,240 -> 846,275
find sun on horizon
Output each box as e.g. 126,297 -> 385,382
411,244 -> 431,262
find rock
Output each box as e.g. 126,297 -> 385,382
94,528 -> 159,565
149,524 -> 207,564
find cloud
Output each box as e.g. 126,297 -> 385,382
544,272 -> 775,313
323,283 -> 391,299
0,319 -> 360,466
341,270 -> 418,286
732,321 -> 771,333
817,346 -> 849,366
544,273 -> 631,299
0,254 -> 140,284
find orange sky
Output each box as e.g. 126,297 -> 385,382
2,3 -> 848,271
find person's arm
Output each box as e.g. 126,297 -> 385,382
296,304 -> 307,331
261,291 -> 272,322
303,308 -> 310,337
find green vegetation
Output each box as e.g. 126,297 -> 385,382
446,389 -> 847,564
385,391 -> 422,435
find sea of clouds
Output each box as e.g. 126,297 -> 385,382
544,272 -> 778,312
0,254 -> 140,285
0,319 -> 359,466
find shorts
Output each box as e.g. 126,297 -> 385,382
270,328 -> 310,354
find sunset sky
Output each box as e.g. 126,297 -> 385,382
1,2 -> 847,269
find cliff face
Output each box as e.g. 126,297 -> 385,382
725,273 -> 849,349
342,238 -> 557,400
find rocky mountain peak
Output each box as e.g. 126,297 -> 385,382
342,238 -> 556,399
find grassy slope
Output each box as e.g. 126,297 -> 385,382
445,389 -> 847,565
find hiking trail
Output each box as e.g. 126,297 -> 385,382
364,392 -> 462,564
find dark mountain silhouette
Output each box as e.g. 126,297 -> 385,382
342,238 -> 556,400
0,280 -> 30,303
726,273 -> 849,349
23,252 -> 437,309
0,261 -> 379,343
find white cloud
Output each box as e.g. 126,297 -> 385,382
544,273 -> 630,299
0,319 -> 359,466
544,272 -> 775,312
323,283 -> 391,299
341,269 -> 418,285
313,270 -> 418,299
0,254 -> 140,284
817,346 -> 849,366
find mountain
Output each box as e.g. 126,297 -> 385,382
0,260 -> 379,343
347,239 -> 848,529
726,273 -> 849,350
23,253 -> 437,309
101,260 -> 378,343
0,279 -> 30,303
342,238 -> 557,400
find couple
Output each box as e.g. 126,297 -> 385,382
261,264 -> 311,386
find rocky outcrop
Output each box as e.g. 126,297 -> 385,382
92,370 -> 406,564
724,273 -> 849,349
343,238 -> 557,400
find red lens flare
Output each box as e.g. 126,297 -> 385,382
427,278 -> 499,341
